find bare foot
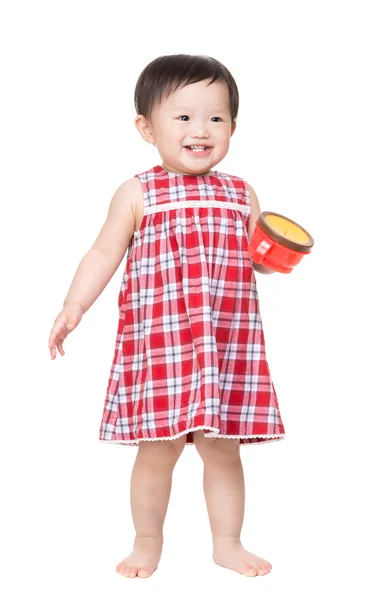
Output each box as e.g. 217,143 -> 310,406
213,536 -> 272,577
116,535 -> 163,578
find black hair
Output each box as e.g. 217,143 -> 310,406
134,54 -> 239,124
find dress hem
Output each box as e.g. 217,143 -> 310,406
98,425 -> 285,447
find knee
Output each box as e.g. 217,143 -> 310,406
137,435 -> 186,468
193,430 -> 240,464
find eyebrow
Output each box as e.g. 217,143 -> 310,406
172,106 -> 229,113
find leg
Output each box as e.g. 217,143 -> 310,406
193,430 -> 272,577
116,434 -> 186,578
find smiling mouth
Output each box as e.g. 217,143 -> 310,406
184,145 -> 212,153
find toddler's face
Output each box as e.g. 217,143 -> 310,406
136,79 -> 236,176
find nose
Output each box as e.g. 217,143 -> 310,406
189,119 -> 210,139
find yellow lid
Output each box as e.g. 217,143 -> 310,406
264,214 -> 311,244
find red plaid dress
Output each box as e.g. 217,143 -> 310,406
99,164 -> 285,446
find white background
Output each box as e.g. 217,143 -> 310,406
1,0 -> 388,598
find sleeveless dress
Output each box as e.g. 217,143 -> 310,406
99,165 -> 285,447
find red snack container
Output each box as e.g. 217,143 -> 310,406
248,211 -> 314,274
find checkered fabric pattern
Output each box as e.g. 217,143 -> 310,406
99,164 -> 285,446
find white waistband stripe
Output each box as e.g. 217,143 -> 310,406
143,199 -> 251,216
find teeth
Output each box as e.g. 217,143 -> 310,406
187,146 -> 209,151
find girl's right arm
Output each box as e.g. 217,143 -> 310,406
48,177 -> 141,359
63,177 -> 140,312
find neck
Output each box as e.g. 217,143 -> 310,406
161,163 -> 213,176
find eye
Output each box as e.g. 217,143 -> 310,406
178,115 -> 189,121
211,117 -> 223,122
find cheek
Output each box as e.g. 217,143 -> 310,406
169,123 -> 185,138
218,135 -> 230,149
159,124 -> 180,143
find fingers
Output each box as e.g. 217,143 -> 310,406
49,336 -> 65,359
48,310 -> 81,360
48,317 -> 69,360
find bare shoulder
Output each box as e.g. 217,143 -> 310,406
245,182 -> 274,274
90,176 -> 142,265
246,182 -> 260,208
113,176 -> 143,217
245,182 -> 262,241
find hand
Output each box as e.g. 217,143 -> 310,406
253,261 -> 276,274
48,301 -> 84,360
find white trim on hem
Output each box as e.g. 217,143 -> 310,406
99,425 -> 285,447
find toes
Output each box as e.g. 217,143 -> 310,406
243,567 -> 258,576
255,563 -> 272,575
116,563 -> 137,578
138,568 -> 151,578
116,561 -> 155,579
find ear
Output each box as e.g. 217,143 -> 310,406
231,120 -> 237,136
134,114 -> 155,145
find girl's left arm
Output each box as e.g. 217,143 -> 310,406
247,183 -> 276,275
